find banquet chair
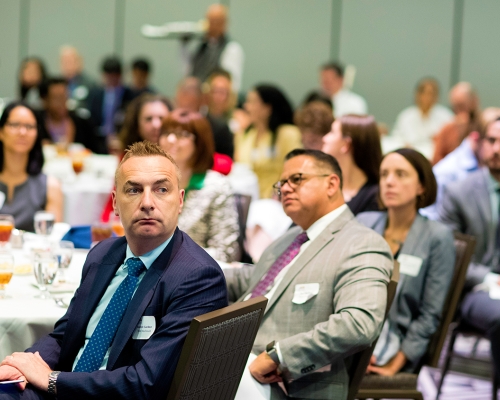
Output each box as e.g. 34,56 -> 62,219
166,296 -> 268,400
355,232 -> 476,400
346,260 -> 400,400
233,193 -> 252,263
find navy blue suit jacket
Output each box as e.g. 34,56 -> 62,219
25,228 -> 228,399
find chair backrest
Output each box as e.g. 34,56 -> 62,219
234,193 -> 252,262
421,232 -> 476,368
166,296 -> 268,400
346,260 -> 400,400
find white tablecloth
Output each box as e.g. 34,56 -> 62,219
0,249 -> 87,359
43,154 -> 118,225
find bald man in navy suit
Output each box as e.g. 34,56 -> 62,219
0,142 -> 227,399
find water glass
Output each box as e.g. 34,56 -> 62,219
0,252 -> 14,299
34,211 -> 55,236
33,252 -> 59,299
54,241 -> 74,283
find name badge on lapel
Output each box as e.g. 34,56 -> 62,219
132,316 -> 156,340
397,254 -> 423,277
292,283 -> 320,304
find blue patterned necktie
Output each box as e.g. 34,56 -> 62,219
74,257 -> 146,372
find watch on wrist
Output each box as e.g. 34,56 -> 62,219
266,340 -> 280,366
48,371 -> 60,396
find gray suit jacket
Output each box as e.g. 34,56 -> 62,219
357,211 -> 455,369
225,207 -> 393,400
438,167 -> 498,286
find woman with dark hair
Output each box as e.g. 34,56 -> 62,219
357,148 -> 455,375
119,93 -> 173,151
234,84 -> 302,198
159,109 -> 240,262
322,114 -> 382,215
18,57 -> 48,109
0,101 -> 63,231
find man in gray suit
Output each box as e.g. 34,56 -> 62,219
225,149 -> 393,399
438,117 -> 500,384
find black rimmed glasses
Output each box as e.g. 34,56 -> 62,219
272,173 -> 330,198
5,122 -> 37,132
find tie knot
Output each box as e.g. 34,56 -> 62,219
126,257 -> 145,277
294,232 -> 309,246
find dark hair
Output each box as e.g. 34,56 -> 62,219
338,114 -> 382,184
252,84 -> 294,143
321,61 -> 344,78
101,56 -> 122,74
294,101 -> 334,138
132,58 -> 151,73
119,93 -> 174,149
39,76 -> 68,99
0,101 -> 44,175
285,148 -> 343,189
18,57 -> 48,98
301,91 -> 333,110
415,77 -> 440,96
380,148 -> 437,209
161,109 -> 214,173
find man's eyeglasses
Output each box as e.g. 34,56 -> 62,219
162,131 -> 195,140
5,122 -> 37,132
272,173 -> 330,197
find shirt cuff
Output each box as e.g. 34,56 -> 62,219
275,342 -> 286,368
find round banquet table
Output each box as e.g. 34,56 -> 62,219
0,248 -> 88,360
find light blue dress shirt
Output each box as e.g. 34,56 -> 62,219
72,236 -> 172,371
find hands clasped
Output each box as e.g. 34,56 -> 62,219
0,352 -> 52,391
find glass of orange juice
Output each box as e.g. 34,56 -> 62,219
0,214 -> 14,247
0,252 -> 14,298
109,212 -> 125,237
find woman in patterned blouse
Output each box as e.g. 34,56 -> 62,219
159,109 -> 240,262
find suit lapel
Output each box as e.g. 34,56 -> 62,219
263,208 -> 354,316
59,238 -> 127,370
107,228 -> 182,368
474,170 -> 494,256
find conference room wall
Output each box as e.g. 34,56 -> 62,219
0,0 -> 498,129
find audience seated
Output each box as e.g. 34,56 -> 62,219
38,77 -> 106,154
0,101 -> 63,231
234,84 -> 302,198
322,114 -> 382,215
18,57 -> 48,110
226,149 -> 392,399
130,57 -> 156,96
392,77 -> 453,150
59,46 -> 95,112
432,81 -> 481,164
319,61 -> 367,117
175,76 -> 234,158
119,93 -> 173,152
421,108 -> 500,220
87,56 -> 135,138
438,117 -> 500,385
358,148 -> 455,374
159,109 -> 240,262
294,100 -> 334,150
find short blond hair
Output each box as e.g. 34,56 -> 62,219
115,141 -> 181,185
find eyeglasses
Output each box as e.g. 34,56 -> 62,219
272,173 -> 330,197
5,122 -> 37,132
162,131 -> 195,140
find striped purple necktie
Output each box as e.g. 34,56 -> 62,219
250,232 -> 309,298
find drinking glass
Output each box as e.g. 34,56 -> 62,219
109,213 -> 125,237
34,211 -> 55,236
0,214 -> 14,247
33,252 -> 59,299
72,156 -> 84,175
0,252 -> 14,299
91,222 -> 112,245
54,241 -> 74,283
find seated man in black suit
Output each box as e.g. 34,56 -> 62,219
0,141 -> 228,399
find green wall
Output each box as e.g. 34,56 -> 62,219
0,0 -> 498,128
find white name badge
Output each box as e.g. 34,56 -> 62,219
292,283 -> 320,304
132,316 -> 156,340
397,254 -> 423,277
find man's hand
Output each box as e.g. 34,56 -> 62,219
366,351 -> 407,376
0,365 -> 27,390
1,352 -> 52,391
249,352 -> 282,384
